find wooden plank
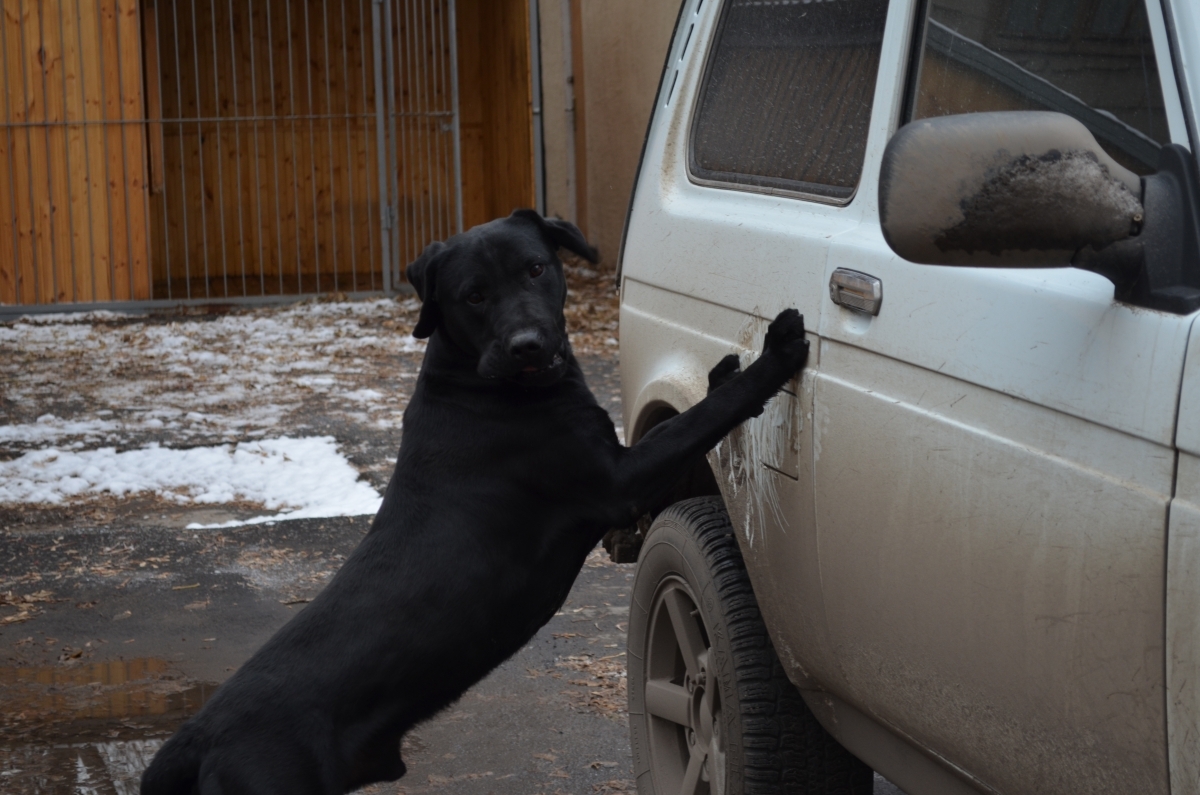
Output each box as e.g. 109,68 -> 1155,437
98,0 -> 132,300
454,0 -> 534,232
291,0 -> 318,287
0,119 -> 14,304
142,0 -> 164,194
455,0 -> 486,232
40,0 -> 71,303
432,0 -> 454,241
352,0 -> 378,289
568,0 -> 585,234
20,0 -> 54,303
275,0 -> 303,290
485,0 -> 533,220
210,0 -> 243,296
248,0 -> 279,289
77,0 -> 113,300
0,0 -> 22,303
141,0 -> 169,295
149,0 -> 184,294
117,0 -> 150,300
307,0 -> 334,291
192,0 -> 224,296
59,0 -> 95,302
228,0 -> 259,294
4,0 -> 37,304
47,0 -> 111,304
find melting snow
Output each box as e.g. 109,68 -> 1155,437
0,436 -> 382,527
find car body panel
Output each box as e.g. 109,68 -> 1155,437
1168,452 -> 1200,795
813,338 -> 1173,794
1168,316 -> 1200,795
1163,0 -> 1200,149
619,0 -> 1200,790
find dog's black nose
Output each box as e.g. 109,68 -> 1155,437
509,330 -> 544,361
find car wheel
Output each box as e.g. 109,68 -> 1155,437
628,497 -> 873,795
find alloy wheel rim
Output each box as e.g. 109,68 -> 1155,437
644,579 -> 724,795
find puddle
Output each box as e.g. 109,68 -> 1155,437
0,658 -> 215,794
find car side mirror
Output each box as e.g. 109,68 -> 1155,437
878,111 -> 1200,314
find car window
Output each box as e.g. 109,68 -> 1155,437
909,0 -> 1169,174
689,0 -> 890,202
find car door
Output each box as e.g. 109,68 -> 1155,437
619,0 -> 894,697
810,0 -> 1197,793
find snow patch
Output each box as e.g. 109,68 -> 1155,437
0,437 -> 382,527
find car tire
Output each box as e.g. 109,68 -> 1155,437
628,497 -> 873,795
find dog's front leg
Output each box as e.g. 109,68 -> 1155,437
605,309 -> 809,523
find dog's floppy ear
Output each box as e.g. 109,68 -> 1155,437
406,241 -> 448,339
511,209 -> 599,264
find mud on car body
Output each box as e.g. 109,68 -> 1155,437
615,0 -> 1200,793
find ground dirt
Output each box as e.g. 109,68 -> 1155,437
0,262 -> 901,795
0,263 -> 636,794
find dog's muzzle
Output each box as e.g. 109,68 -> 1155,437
503,329 -> 566,385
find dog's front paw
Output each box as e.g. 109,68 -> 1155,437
707,354 -> 742,394
762,309 -> 809,372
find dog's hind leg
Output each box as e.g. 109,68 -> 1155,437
345,733 -> 407,790
195,748 -> 333,795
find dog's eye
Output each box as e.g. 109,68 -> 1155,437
529,263 -> 545,278
467,292 -> 484,305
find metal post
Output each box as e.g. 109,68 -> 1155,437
228,0 -> 247,296
302,0 -> 321,293
248,0 -> 266,296
357,0 -> 378,290
385,0 -> 401,285
449,0 -> 462,234
209,0 -> 230,296
190,0 -> 211,297
169,0 -> 192,298
372,0 -> 393,292
560,0 -> 577,224
529,0 -> 545,216
340,0 -> 360,291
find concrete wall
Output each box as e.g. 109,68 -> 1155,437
539,0 -> 681,266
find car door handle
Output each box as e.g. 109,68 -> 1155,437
829,268 -> 883,316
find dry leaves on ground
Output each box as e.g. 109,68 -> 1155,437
557,652 -> 627,721
0,589 -> 56,606
0,589 -> 59,625
562,256 -> 620,356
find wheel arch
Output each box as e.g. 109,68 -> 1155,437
628,385 -> 723,515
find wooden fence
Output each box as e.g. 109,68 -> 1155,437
0,0 -> 536,309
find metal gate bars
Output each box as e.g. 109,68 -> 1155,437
374,0 -> 462,291
0,0 -> 461,310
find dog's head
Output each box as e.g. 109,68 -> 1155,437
406,209 -> 598,387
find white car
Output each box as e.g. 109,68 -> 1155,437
615,0 -> 1200,793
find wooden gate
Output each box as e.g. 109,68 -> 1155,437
0,0 -> 535,311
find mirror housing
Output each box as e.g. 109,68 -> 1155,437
880,111 -> 1200,313
879,111 -> 1143,268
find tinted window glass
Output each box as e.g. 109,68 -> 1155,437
690,0 -> 890,201
910,0 -> 1169,174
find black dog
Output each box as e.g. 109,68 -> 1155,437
140,209 -> 809,795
